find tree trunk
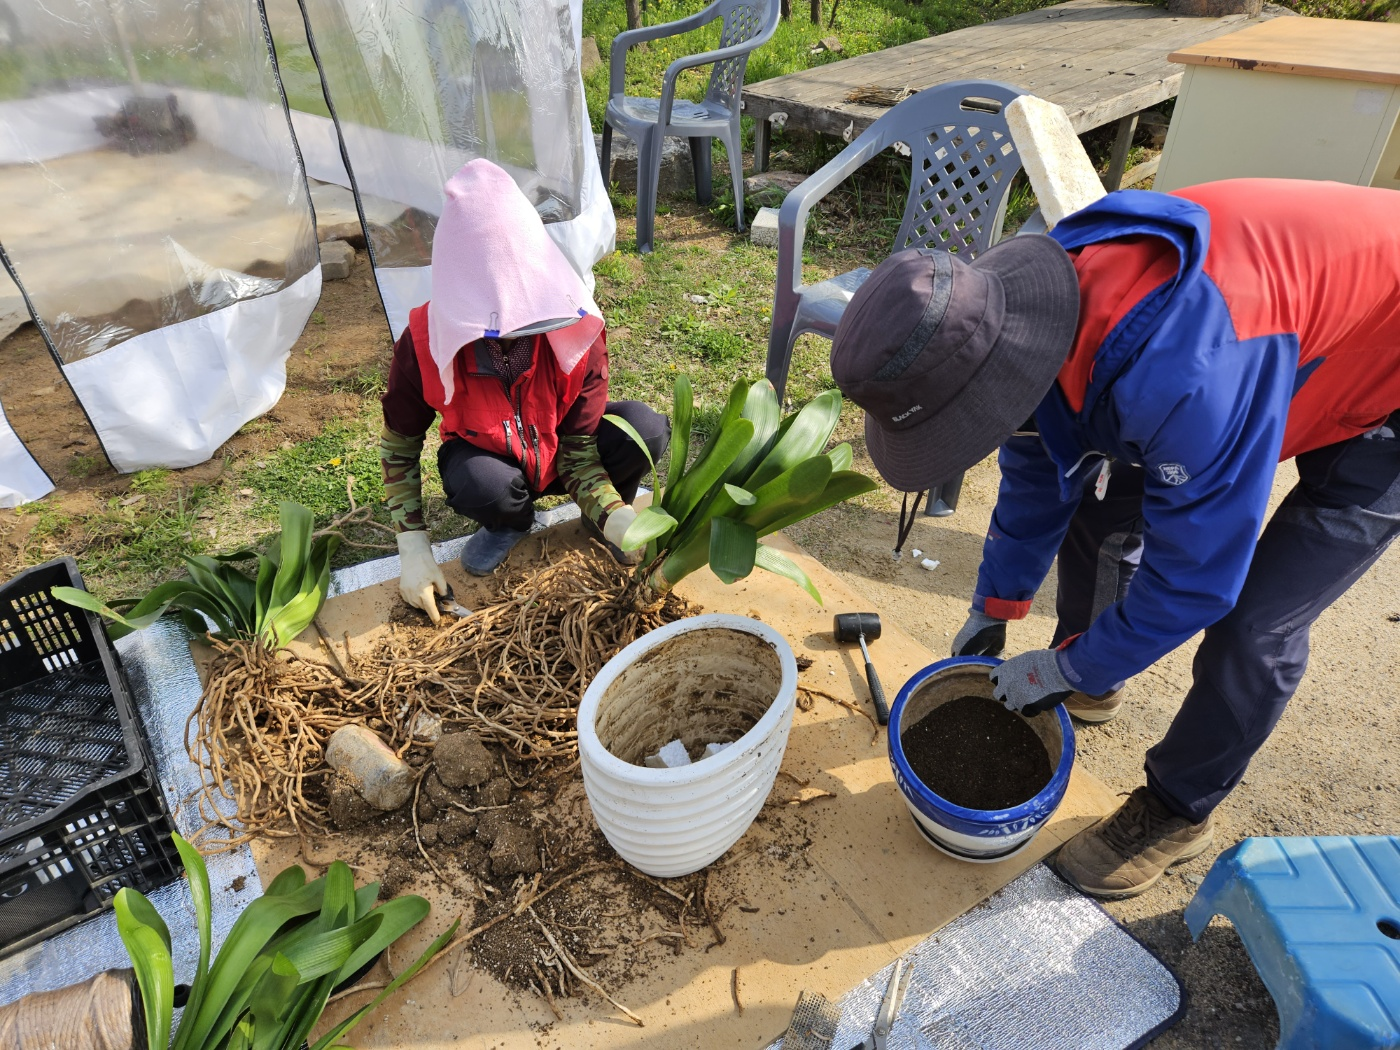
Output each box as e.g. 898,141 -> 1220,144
810,0 -> 821,23
780,0 -> 791,20
625,0 -> 642,31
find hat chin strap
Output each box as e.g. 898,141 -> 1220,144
893,490 -> 927,558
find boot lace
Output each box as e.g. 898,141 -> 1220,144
1099,790 -> 1175,858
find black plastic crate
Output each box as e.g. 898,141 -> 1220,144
0,557 -> 182,958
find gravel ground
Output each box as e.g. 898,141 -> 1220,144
793,451 -> 1400,1048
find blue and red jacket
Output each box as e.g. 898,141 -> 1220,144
974,179 -> 1400,695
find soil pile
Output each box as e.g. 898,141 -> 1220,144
901,695 -> 1052,810
328,725 -> 817,1013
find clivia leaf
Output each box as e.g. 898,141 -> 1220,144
114,888 -> 174,1050
723,484 -> 756,506
754,543 -> 823,605
708,517 -> 758,585
604,412 -> 660,498
664,374 -> 694,496
620,505 -> 678,551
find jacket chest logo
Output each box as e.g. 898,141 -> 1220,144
1157,462 -> 1191,486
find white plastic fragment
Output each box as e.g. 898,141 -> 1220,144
324,725 -> 415,810
911,548 -> 923,559
921,558 -> 941,571
1004,94 -> 1106,230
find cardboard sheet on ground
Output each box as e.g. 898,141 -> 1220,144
255,525 -> 1116,1049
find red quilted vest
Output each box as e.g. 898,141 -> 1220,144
408,304 -> 597,491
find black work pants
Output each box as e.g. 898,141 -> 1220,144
1051,413 -> 1400,822
437,401 -> 669,532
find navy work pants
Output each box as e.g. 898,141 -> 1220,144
1051,413 -> 1400,822
438,401 -> 669,532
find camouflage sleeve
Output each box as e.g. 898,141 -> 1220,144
556,433 -> 626,530
379,425 -> 426,532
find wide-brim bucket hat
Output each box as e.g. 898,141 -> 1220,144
830,236 -> 1080,492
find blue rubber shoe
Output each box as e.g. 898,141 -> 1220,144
460,525 -> 531,576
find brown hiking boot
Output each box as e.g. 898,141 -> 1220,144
1063,686 -> 1125,723
1054,787 -> 1214,900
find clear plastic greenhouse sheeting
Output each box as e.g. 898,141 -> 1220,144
276,0 -> 614,336
0,0 -> 320,474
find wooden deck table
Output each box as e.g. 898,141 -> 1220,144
742,0 -> 1285,188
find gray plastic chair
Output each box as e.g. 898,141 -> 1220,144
601,0 -> 780,254
765,80 -> 1027,515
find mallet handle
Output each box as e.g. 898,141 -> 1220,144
857,633 -> 890,726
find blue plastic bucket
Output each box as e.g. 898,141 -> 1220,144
888,656 -> 1075,863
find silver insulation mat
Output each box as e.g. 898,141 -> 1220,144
773,863 -> 1183,1050
0,511 -> 578,1005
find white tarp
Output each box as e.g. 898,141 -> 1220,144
0,400 -> 53,508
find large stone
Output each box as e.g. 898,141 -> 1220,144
595,133 -> 696,196
1004,95 -> 1105,230
319,239 -> 355,281
743,170 -> 807,197
324,725 -> 414,811
750,206 -> 781,247
580,36 -> 603,76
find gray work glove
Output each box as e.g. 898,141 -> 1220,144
988,647 -> 1074,716
952,609 -> 1007,658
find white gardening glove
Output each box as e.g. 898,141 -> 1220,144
602,505 -> 640,550
396,530 -> 448,624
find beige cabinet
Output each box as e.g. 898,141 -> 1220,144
1155,16 -> 1400,193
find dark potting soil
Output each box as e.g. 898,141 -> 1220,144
901,695 -> 1053,810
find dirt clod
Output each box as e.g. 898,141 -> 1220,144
475,810 -> 506,846
424,773 -> 459,809
477,776 -> 513,807
327,772 -> 377,829
379,856 -> 417,898
416,795 -> 438,822
434,731 -> 496,788
419,822 -> 440,846
439,809 -> 477,843
489,824 -> 541,877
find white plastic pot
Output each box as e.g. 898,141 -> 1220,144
577,613 -> 798,877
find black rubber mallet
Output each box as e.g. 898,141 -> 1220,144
833,612 -> 889,726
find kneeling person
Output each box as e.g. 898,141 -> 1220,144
379,160 -> 668,622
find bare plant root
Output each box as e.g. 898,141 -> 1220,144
187,540 -> 697,849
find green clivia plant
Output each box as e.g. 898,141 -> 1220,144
605,376 -> 877,603
117,833 -> 457,1050
53,501 -> 339,649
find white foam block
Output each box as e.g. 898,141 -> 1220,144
644,739 -> 693,768
1005,95 -> 1106,230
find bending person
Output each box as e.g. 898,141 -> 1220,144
829,179 -> 1400,899
379,160 -> 668,622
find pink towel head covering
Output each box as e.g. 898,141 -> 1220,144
427,159 -> 601,402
